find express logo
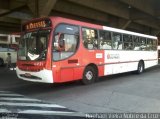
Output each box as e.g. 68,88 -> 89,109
107,54 -> 110,59
107,54 -> 120,59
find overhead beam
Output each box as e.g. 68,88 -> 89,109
120,0 -> 155,16
27,0 -> 38,17
0,9 -> 9,14
7,12 -> 32,20
0,0 -> 26,17
0,26 -> 20,33
0,5 -> 27,17
40,0 -> 57,17
121,20 -> 132,29
0,22 -> 20,26
136,20 -> 159,30
130,10 -> 152,21
129,8 -> 160,26
27,0 -> 57,17
0,22 -> 20,32
67,0 -> 160,30
0,0 -> 9,9
0,17 -> 21,24
155,11 -> 160,18
9,0 -> 27,9
119,18 -> 146,33
67,0 -> 129,19
52,0 -> 109,25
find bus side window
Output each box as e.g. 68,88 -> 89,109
123,34 -> 134,50
112,33 -> 122,50
153,40 -> 157,51
133,36 -> 140,50
139,37 -> 147,51
82,28 -> 98,49
53,24 -> 79,61
54,33 -> 65,51
99,30 -> 112,50
148,39 -> 157,51
53,33 -> 60,51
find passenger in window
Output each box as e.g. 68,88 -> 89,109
63,35 -> 74,52
128,43 -> 133,50
84,29 -> 98,49
140,41 -> 146,50
59,34 -> 65,48
55,33 -> 65,51
147,41 -> 153,50
53,33 -> 60,51
65,44 -> 73,52
113,35 -> 121,49
39,38 -> 45,52
124,43 -> 132,50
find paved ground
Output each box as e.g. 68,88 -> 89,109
0,91 -> 84,119
0,64 -> 160,114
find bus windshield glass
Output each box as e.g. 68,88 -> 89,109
18,29 -> 50,61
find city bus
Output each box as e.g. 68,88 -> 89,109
16,16 -> 158,84
0,33 -> 20,66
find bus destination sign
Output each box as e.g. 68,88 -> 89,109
24,19 -> 51,30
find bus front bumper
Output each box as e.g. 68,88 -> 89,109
16,67 -> 53,83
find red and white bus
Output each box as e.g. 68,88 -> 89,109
16,17 -> 158,84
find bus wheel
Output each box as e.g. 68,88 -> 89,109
137,61 -> 144,74
82,66 -> 97,85
0,59 -> 4,66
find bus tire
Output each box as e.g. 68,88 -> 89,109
0,58 -> 4,66
82,66 -> 97,85
137,61 -> 144,74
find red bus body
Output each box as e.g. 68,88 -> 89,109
16,16 -> 158,84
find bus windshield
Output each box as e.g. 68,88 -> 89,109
18,29 -> 50,61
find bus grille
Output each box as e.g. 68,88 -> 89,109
17,62 -> 45,72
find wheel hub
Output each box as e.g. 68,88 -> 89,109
85,71 -> 93,80
139,66 -> 143,72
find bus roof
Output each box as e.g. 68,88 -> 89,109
49,16 -> 102,29
49,16 -> 157,39
103,26 -> 157,39
24,16 -> 157,39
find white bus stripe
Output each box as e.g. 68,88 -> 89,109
0,102 -> 65,108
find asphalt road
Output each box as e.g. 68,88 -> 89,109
1,65 -> 160,113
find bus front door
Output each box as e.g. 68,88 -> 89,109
52,52 -> 79,83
